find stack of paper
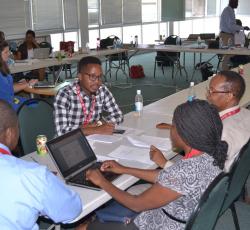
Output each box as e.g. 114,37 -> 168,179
108,145 -> 153,165
87,134 -> 122,144
126,135 -> 172,152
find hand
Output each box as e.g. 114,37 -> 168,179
244,26 -> 250,31
101,160 -> 125,174
28,79 -> 38,86
86,169 -> 106,187
17,80 -> 29,88
156,123 -> 172,129
149,145 -> 167,168
96,123 -> 115,135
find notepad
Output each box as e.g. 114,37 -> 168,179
126,135 -> 172,152
108,145 -> 153,165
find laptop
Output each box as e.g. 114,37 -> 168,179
46,129 -> 120,191
33,48 -> 50,59
33,73 -> 61,88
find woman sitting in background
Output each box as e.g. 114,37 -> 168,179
82,99 -> 228,230
0,41 -> 37,110
16,30 -> 45,81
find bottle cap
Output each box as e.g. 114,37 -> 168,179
137,90 -> 141,94
190,82 -> 195,87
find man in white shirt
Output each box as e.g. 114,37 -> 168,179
151,71 -> 250,173
219,0 -> 249,70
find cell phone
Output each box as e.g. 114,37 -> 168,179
113,129 -> 126,134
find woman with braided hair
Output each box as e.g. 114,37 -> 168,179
79,99 -> 228,230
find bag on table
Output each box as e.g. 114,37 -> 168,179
95,200 -> 138,224
129,65 -> 145,78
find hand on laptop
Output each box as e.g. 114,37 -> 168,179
101,160 -> 125,175
149,145 -> 167,168
86,169 -> 105,187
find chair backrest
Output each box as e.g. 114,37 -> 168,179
164,35 -> 181,46
185,173 -> 229,230
17,98 -> 55,155
100,35 -> 120,49
219,139 -> 250,214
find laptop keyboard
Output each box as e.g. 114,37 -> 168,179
69,162 -> 119,189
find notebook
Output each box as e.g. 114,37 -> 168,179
33,73 -> 61,88
46,129 -> 120,191
33,47 -> 50,59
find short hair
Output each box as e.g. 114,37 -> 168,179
236,19 -> 242,26
0,100 -> 18,134
218,70 -> 246,101
173,99 -> 228,170
26,29 -> 36,38
78,56 -> 102,73
0,31 -> 5,43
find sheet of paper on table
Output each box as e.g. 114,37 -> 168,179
87,134 -> 122,144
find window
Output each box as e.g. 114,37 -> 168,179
88,0 -> 99,28
176,20 -> 193,38
185,0 -> 205,18
123,25 -> 141,43
64,32 -> 79,51
0,0 -> 30,39
100,27 -> 122,40
89,29 -> 99,48
50,33 -> 63,51
32,0 -> 63,33
64,0 -> 79,31
161,0 -> 185,21
142,0 -> 158,22
142,24 -> 158,44
123,0 -> 142,24
206,0 -> 217,16
101,0 -> 122,26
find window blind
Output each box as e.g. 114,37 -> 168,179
32,0 -> 63,33
161,0 -> 185,21
101,0 -> 122,26
88,0 -> 99,26
123,0 -> 142,24
64,0 -> 79,31
0,0 -> 30,38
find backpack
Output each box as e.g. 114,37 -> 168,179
129,65 -> 145,78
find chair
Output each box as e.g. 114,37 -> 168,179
17,98 -> 55,155
154,35 -> 188,81
184,173 -> 229,230
218,139 -> 250,230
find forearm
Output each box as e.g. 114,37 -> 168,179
122,166 -> 159,183
13,83 -> 27,93
100,179 -> 144,212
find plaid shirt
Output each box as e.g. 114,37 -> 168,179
54,81 -> 123,136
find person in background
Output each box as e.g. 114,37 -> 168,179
80,100 -> 227,230
54,56 -> 123,136
0,41 -> 37,110
152,71 -> 250,173
16,29 -> 45,81
219,0 -> 249,70
0,100 -> 82,229
0,31 -> 5,43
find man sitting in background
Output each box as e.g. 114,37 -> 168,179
54,56 -> 123,136
0,100 -> 82,229
152,71 -> 250,172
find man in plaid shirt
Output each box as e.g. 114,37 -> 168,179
54,56 -> 123,136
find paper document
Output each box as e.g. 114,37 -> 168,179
95,154 -> 118,162
127,135 -> 172,152
108,145 -> 153,165
86,134 -> 122,144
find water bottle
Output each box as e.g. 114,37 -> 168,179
96,38 -> 100,51
187,82 -> 196,102
135,90 -> 143,117
134,35 -> 138,48
197,36 -> 202,48
219,37 -> 223,49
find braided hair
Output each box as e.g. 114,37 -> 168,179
173,99 -> 228,169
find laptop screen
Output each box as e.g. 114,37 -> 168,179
47,129 -> 97,178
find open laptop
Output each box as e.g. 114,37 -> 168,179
34,73 -> 61,88
33,48 -> 50,59
46,129 -> 120,191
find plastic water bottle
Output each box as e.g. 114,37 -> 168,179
96,38 -> 100,51
187,82 -> 196,102
135,90 -> 143,117
197,36 -> 202,48
219,37 -> 223,49
134,35 -> 138,48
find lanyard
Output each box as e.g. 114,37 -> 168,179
183,149 -> 201,159
220,107 -> 240,121
0,147 -> 11,155
76,86 -> 96,126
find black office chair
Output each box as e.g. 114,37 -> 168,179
154,35 -> 188,81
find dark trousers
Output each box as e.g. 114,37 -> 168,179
87,220 -> 138,230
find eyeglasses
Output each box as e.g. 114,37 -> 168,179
85,73 -> 103,82
206,87 -> 231,95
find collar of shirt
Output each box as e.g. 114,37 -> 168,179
219,105 -> 240,118
0,143 -> 12,156
72,81 -> 102,98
